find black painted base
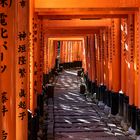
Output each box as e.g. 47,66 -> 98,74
106,90 -> 111,107
98,85 -> 106,101
91,82 -> 96,94
136,108 -> 140,135
37,94 -> 44,116
59,61 -> 82,69
77,70 -> 82,77
102,86 -> 107,104
47,85 -> 54,98
128,105 -> 136,130
119,93 -> 124,116
80,84 -> 86,94
123,95 -> 129,122
87,80 -> 92,92
111,92 -> 119,115
95,85 -> 100,100
43,73 -> 49,85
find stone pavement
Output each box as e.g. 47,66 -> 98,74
46,69 -> 135,140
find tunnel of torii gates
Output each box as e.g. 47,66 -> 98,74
1,0 -> 140,140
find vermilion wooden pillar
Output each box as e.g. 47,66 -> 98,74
126,14 -> 136,129
108,27 -> 113,91
82,39 -> 87,72
90,35 -> 96,83
40,21 -> 44,92
69,41 -> 72,62
98,33 -> 102,86
100,30 -> 104,85
134,9 -> 140,134
119,18 -> 127,117
15,0 -> 29,139
84,37 -> 88,74
104,28 -> 109,89
112,19 -> 121,92
72,41 -> 75,62
33,14 -> 39,110
0,49 -> 1,140
87,36 -> 92,83
95,34 -> 101,86
94,34 -> 98,84
111,19 -> 121,115
134,10 -> 140,110
29,0 -> 34,113
121,18 -> 127,94
60,41 -> 64,64
127,15 -> 135,106
87,36 -> 91,81
43,36 -> 47,77
0,1 -> 16,140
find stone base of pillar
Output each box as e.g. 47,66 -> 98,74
111,92 -> 119,115
118,93 -> 124,116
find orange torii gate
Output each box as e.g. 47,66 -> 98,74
1,1 -> 140,139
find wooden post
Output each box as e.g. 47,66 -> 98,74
0,1 -> 16,140
111,18 -> 121,115
121,18 -> 127,94
127,15 -> 135,106
108,27 -> 113,91
112,19 -> 121,93
134,9 -> 140,134
29,0 -> 34,113
104,28 -> 109,89
15,0 -> 29,139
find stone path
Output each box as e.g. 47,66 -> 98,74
46,69 -> 135,140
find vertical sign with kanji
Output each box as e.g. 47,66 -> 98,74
0,0 -> 16,140
15,0 -> 29,140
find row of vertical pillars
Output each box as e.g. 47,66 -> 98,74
83,16 -> 140,135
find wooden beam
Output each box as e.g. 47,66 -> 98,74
45,28 -> 100,35
49,37 -> 84,41
35,0 -> 140,8
36,8 -> 138,19
43,19 -> 112,28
